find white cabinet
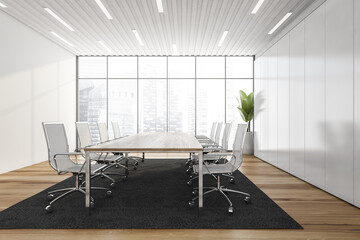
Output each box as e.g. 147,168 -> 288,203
325,0 -> 354,203
354,0 -> 360,207
277,35 -> 290,172
268,44 -> 278,166
304,4 -> 326,190
289,22 -> 305,179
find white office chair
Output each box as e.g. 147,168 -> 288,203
111,121 -> 122,139
76,122 -> 128,182
187,123 -> 232,174
42,122 -> 111,213
189,124 -> 251,213
98,122 -> 139,170
201,122 -> 223,148
98,122 -> 109,143
196,122 -> 217,142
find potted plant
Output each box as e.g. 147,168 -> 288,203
237,90 -> 254,154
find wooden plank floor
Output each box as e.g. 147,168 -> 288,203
1,154 -> 360,239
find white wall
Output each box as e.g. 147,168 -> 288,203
254,0 -> 359,207
0,11 -> 76,174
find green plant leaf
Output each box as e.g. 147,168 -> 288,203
247,112 -> 254,122
239,90 -> 247,102
237,90 -> 254,122
237,107 -> 248,122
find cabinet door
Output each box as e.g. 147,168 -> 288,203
289,22 -> 305,179
325,0 -> 354,204
277,35 -> 290,172
304,4 -> 326,190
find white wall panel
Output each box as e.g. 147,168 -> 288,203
277,35 -> 290,171
0,11 -> 76,174
325,0 -> 354,203
354,0 -> 360,207
267,45 -> 278,166
260,54 -> 269,161
289,22 -> 305,179
304,4 -> 326,189
254,59 -> 261,157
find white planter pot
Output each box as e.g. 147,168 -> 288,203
243,132 -> 254,155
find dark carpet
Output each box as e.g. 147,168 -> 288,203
0,159 -> 302,229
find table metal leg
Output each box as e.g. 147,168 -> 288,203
125,152 -> 129,168
85,151 -> 91,208
198,151 -> 203,208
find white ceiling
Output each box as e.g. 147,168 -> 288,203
0,0 -> 314,56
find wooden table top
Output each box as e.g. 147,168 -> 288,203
84,132 -> 203,152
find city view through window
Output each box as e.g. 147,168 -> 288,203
78,56 -> 253,144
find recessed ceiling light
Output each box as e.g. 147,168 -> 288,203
95,0 -> 113,20
0,2 -> 7,8
44,8 -> 74,31
50,31 -> 74,47
251,0 -> 264,14
132,30 -> 144,46
218,31 -> 228,47
268,12 -> 292,35
172,44 -> 177,55
156,0 -> 164,13
98,41 -> 114,54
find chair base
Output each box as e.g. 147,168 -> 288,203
189,175 -> 250,213
45,175 -> 111,213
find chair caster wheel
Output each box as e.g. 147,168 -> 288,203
186,168 -> 192,174
115,165 -> 119,168
244,196 -> 251,204
133,166 -> 137,170
228,206 -> 233,214
135,162 -> 139,166
45,205 -> 53,213
47,194 -> 54,201
189,201 -> 196,208
230,178 -> 235,184
90,201 -> 95,209
187,181 -> 192,186
192,190 -> 198,196
110,182 -> 116,188
122,176 -> 127,182
141,159 -> 145,162
106,190 -> 112,197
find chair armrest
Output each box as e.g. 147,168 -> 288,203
203,152 -> 232,156
54,152 -> 84,165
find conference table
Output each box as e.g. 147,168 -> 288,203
84,132 -> 204,209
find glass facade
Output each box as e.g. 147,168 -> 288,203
78,56 -> 253,141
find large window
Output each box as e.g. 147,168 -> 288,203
78,56 -> 253,140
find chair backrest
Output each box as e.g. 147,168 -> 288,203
214,122 -> 223,145
97,122 -> 109,142
76,122 -> 93,147
42,122 -> 74,172
221,122 -> 232,150
228,124 -> 248,172
112,122 -> 121,139
209,122 -> 217,140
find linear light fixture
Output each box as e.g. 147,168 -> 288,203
99,40 -> 113,53
218,31 -> 228,47
132,30 -> 144,46
268,12 -> 292,34
95,0 -> 113,20
251,0 -> 264,14
156,0 -> 164,13
172,44 -> 177,55
44,8 -> 74,31
0,2 -> 7,8
50,31 -> 74,47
